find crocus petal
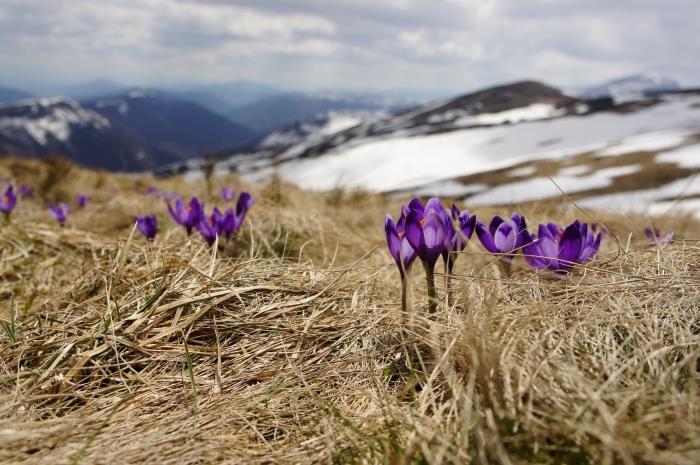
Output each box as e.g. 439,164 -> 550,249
512,214 -> 529,249
522,233 -> 548,269
405,210 -> 426,256
488,216 -> 505,237
422,211 -> 446,251
400,237 -> 417,270
494,222 -> 516,253
384,214 -> 402,264
222,208 -> 236,237
407,198 -> 425,214
540,224 -> 557,241
236,192 -> 255,216
167,198 -> 184,224
475,221 -> 499,254
459,211 -> 476,240
545,223 -> 560,238
558,224 -> 583,267
538,235 -> 560,264
579,231 -> 602,262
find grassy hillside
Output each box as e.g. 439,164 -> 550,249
0,157 -> 698,464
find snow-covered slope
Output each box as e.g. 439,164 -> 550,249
171,79 -> 700,218
258,110 -> 385,149
0,97 -> 110,144
269,93 -> 700,192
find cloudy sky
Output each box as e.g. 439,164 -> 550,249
0,0 -> 698,95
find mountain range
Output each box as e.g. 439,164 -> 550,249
160,77 -> 699,219
0,82 -> 406,170
0,74 -> 691,173
226,92 -> 397,133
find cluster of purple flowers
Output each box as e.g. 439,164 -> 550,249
385,197 -> 606,312
385,198 -> 476,311
2,180 -> 254,247
45,194 -> 89,226
165,189 -> 254,246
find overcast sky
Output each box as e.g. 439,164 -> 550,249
0,0 -> 698,95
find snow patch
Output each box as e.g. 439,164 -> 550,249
655,143 -> 700,168
598,131 -> 688,157
410,180 -> 487,198
557,165 -> 590,177
454,103 -> 566,127
577,175 -> 700,214
508,166 -> 537,177
647,198 -> 700,220
463,165 -> 641,206
259,111 -> 379,149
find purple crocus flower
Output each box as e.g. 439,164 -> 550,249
206,193 -> 254,241
49,203 -> 70,226
405,198 -> 450,270
167,196 -> 204,235
404,198 -> 451,312
385,204 -> 419,312
475,213 -> 529,276
196,216 -> 219,246
523,221 -> 602,273
19,184 -> 32,199
475,213 -> 529,261
220,187 -> 235,202
146,186 -> 161,198
644,227 -> 675,245
233,192 -> 254,228
76,194 -> 89,208
136,215 -> 158,241
443,204 -> 477,273
211,207 -> 235,239
1,185 -> 17,219
385,210 -> 417,279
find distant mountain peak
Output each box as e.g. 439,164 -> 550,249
0,97 -> 175,171
577,73 -> 680,102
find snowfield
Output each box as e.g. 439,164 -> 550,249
266,94 -> 700,192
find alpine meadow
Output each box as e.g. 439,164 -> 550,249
0,156 -> 698,464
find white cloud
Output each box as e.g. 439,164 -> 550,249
0,0 -> 698,93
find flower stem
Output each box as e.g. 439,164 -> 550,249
401,276 -> 408,314
444,259 -> 452,308
497,259 -> 511,278
424,261 -> 437,313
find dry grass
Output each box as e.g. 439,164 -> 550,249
1,157 -> 699,464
